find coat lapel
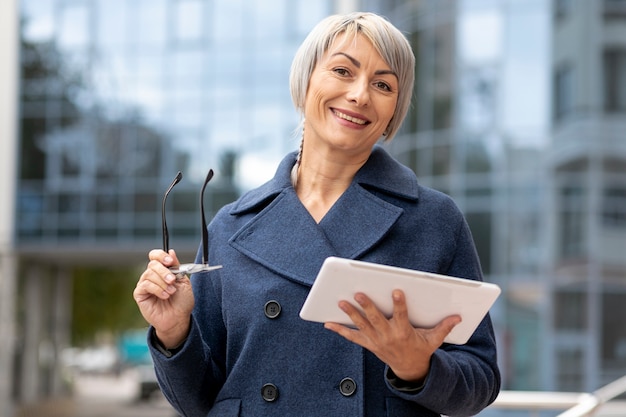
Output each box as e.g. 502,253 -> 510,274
228,146 -> 418,286
229,189 -> 336,287
318,184 -> 403,259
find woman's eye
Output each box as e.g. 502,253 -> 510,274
333,68 -> 349,76
375,81 -> 392,92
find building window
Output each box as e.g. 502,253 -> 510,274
554,0 -> 573,21
406,30 -> 421,134
603,187 -> 626,227
554,290 -> 587,331
604,0 -> 626,18
604,50 -> 626,112
554,64 -> 575,121
602,292 -> 626,370
559,185 -> 585,258
557,348 -> 585,391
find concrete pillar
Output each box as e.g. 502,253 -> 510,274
20,267 -> 44,405
0,0 -> 19,415
51,268 -> 73,396
0,255 -> 18,417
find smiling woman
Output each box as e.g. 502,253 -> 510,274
134,12 -> 500,417
293,33 -> 400,221
289,13 -> 415,142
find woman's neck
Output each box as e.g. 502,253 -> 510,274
294,151 -> 366,223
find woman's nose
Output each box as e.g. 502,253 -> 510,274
346,78 -> 370,106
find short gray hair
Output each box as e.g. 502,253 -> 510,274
289,12 -> 415,141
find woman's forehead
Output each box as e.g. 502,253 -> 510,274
327,31 -> 368,51
323,32 -> 386,64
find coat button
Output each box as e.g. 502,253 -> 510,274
261,383 -> 279,402
264,300 -> 281,319
339,377 -> 357,397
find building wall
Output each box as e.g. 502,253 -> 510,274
549,0 -> 626,391
0,0 -> 19,414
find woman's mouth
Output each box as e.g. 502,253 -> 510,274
332,109 -> 369,126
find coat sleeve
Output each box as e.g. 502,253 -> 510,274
385,217 -> 501,416
148,315 -> 225,416
148,266 -> 228,417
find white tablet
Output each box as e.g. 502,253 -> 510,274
299,257 -> 501,345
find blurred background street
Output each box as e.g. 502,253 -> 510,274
16,370 -> 176,417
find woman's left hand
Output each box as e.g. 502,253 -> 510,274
324,290 -> 461,384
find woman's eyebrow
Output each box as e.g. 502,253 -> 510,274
332,52 -> 361,67
331,52 -> 398,78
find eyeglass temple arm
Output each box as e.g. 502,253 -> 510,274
200,169 -> 214,265
162,171 -> 183,252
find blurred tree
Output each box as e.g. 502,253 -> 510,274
71,266 -> 147,346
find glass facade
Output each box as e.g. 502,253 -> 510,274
379,0 -> 626,393
18,0 -> 334,249
381,0 -> 550,390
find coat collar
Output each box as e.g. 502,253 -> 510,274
228,146 -> 420,286
230,145 -> 419,215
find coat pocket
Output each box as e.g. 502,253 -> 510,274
207,398 -> 242,417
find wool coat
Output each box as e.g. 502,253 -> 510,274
149,146 -> 501,417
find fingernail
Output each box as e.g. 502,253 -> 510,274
166,285 -> 176,294
165,274 -> 175,284
164,256 -> 173,264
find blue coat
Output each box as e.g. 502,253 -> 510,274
150,146 -> 500,417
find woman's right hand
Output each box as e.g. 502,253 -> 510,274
133,249 -> 195,348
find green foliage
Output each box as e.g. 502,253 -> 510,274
71,266 -> 147,346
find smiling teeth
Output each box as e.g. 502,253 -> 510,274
334,110 -> 367,125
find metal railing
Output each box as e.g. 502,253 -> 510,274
488,375 -> 626,416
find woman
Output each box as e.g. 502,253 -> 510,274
134,12 -> 500,417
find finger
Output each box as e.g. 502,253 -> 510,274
391,289 -> 410,323
324,322 -> 363,344
142,263 -> 177,294
148,248 -> 167,261
148,249 -> 180,267
146,259 -> 177,284
338,300 -> 369,329
353,293 -> 388,328
167,249 -> 180,266
431,315 -> 462,340
134,274 -> 176,301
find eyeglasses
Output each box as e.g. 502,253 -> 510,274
162,169 -> 222,278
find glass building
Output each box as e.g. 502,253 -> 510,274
4,0 -> 626,412
18,0 -> 344,253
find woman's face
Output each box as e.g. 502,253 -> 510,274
303,33 -> 398,160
